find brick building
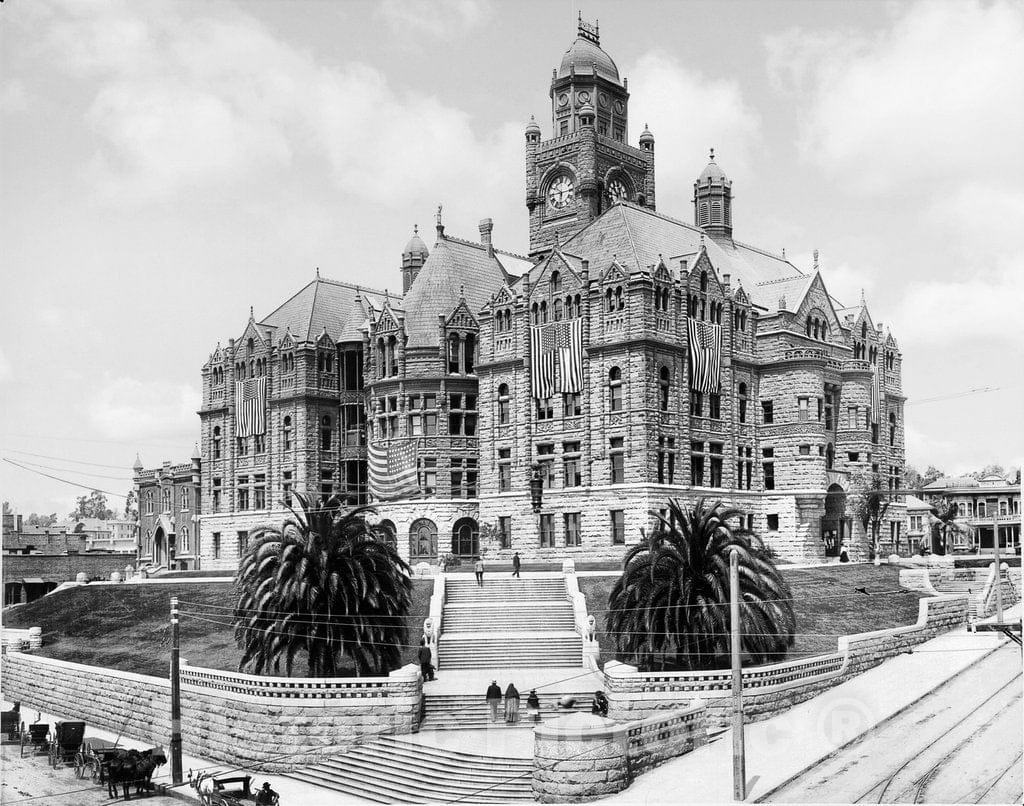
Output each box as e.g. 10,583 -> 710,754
134,450 -> 203,570
194,19 -> 906,569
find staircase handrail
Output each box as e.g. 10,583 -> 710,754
427,572 -> 445,670
564,572 -> 600,670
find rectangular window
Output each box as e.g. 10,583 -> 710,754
540,514 -> 555,548
212,532 -> 221,560
609,437 -> 625,484
498,516 -> 512,549
871,423 -> 879,444
766,514 -> 779,532
799,444 -> 811,456
450,458 -> 478,498
762,400 -> 774,424
536,397 -> 554,420
254,474 -> 266,510
237,437 -> 248,456
424,412 -> 437,435
709,457 -> 723,488
420,458 -> 437,496
237,476 -> 249,511
564,512 -> 581,546
563,441 -> 581,487
212,478 -> 222,513
739,398 -> 747,424
763,462 -> 775,490
237,530 -> 248,556
563,392 -> 582,417
689,390 -> 703,416
691,455 -> 705,487
848,452 -> 859,463
709,393 -> 721,419
817,398 -> 824,422
254,434 -> 266,453
611,510 -> 625,544
798,397 -> 809,422
498,448 -> 512,492
282,471 -> 293,507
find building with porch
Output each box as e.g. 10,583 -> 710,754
922,474 -> 1021,552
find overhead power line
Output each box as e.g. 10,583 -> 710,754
907,386 -> 999,405
1,447 -> 137,470
1,456 -> 133,482
2,457 -> 130,499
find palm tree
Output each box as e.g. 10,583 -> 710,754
931,501 -> 973,555
234,493 -> 412,677
606,498 -> 796,672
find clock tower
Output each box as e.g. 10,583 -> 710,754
525,16 -> 656,257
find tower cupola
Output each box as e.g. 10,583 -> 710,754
401,224 -> 430,293
693,148 -> 733,240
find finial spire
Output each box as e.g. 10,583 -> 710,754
813,249 -> 819,270
316,266 -> 320,278
709,147 -> 715,161
860,287 -> 866,305
460,284 -> 465,299
413,224 -> 418,235
436,204 -> 444,238
249,305 -> 254,320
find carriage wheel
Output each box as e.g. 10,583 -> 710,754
74,751 -> 86,778
91,759 -> 102,784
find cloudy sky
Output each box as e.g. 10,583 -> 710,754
1,0 -> 1022,515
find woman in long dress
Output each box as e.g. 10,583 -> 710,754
504,683 -> 520,724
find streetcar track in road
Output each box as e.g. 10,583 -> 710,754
857,670 -> 1022,804
962,749 -> 1024,804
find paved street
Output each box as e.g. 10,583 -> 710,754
767,642 -> 1023,803
0,742 -> 180,806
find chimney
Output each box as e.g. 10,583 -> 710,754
479,218 -> 494,258
680,259 -> 688,273
722,273 -> 731,287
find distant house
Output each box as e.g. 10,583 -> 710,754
134,448 -> 203,571
904,495 -> 934,553
922,474 -> 1021,552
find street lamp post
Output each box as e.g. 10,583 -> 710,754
993,509 -> 1004,624
730,547 -> 746,800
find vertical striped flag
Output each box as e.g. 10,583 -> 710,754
367,438 -> 420,501
530,324 -> 556,399
687,319 -> 722,393
871,365 -> 881,422
556,318 -> 584,394
234,377 -> 267,436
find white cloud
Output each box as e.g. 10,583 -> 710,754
767,1 -> 1024,197
0,79 -> 29,113
626,51 -> 761,214
0,347 -> 12,382
89,376 -> 201,441
377,0 -> 492,39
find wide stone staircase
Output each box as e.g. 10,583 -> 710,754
282,735 -> 533,803
437,576 -> 583,669
931,578 -> 981,619
421,690 -> 594,730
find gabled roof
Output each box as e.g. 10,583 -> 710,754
561,203 -> 805,309
905,495 -> 933,511
260,277 -> 394,344
755,275 -> 815,316
403,236 -> 514,348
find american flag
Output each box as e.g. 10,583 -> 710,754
234,377 -> 267,437
687,319 -> 722,393
871,365 -> 881,422
532,320 -> 584,398
530,324 -> 556,399
367,438 -> 420,501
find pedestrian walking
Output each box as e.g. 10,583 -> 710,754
475,556 -> 485,586
512,552 -> 521,578
839,542 -> 849,563
418,638 -> 435,681
591,690 -> 609,717
504,683 -> 520,724
526,689 -> 541,723
486,680 -> 502,722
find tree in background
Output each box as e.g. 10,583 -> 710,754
2,501 -> 10,517
930,501 -> 974,554
123,490 -> 139,521
27,513 -> 58,527
852,471 -> 892,560
68,489 -> 114,520
606,498 -> 795,672
234,493 -> 412,677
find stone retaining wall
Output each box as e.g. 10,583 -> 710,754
603,594 -> 968,726
532,706 -> 706,803
1,652 -> 421,770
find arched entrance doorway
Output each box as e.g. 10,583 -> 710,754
375,519 -> 397,550
451,518 -> 479,558
153,527 -> 166,566
409,519 -> 438,563
822,484 -> 850,557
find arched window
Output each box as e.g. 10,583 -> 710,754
699,202 -> 709,226
282,415 -> 292,450
615,287 -> 624,311
806,319 -> 812,337
409,518 -> 438,561
889,412 -> 897,446
553,298 -> 563,321
688,295 -> 698,317
531,302 -> 540,324
574,294 -> 581,317
448,333 -> 461,374
451,518 -> 480,557
700,271 -> 708,293
464,333 -> 475,374
711,201 -> 722,224
376,338 -> 386,378
821,322 -> 828,342
550,271 -> 561,293
740,312 -> 747,331
659,366 -> 670,411
605,288 -> 614,313
212,426 -> 221,460
504,310 -> 512,331
180,526 -> 189,554
321,415 -> 333,450
498,383 -> 510,425
386,336 -> 397,376
861,322 -> 868,340
738,382 -> 748,423
162,487 -> 171,512
609,366 -> 623,412
247,338 -> 254,353
540,300 -> 548,323
813,319 -> 820,339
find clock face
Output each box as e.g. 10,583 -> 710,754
576,91 -> 590,105
607,178 -> 629,204
557,93 -> 569,108
547,175 -> 575,210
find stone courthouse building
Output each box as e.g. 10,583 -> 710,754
194,20 -> 906,569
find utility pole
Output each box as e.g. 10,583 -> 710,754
730,548 -> 746,800
992,510 -> 1004,624
170,596 -> 183,784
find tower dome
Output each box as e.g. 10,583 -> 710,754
401,225 -> 430,293
558,37 -> 620,84
693,149 -> 733,240
403,225 -> 429,259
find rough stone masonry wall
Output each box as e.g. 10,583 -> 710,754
603,594 -> 968,727
1,653 -> 422,770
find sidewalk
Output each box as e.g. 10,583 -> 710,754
599,603 -> 1021,804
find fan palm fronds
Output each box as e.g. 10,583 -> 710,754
606,498 -> 796,672
233,493 -> 412,677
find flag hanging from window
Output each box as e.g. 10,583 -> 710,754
367,438 -> 420,501
871,365 -> 881,422
556,318 -> 584,394
234,377 -> 267,437
687,319 -> 722,393
530,324 -> 556,399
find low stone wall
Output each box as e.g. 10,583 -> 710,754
603,594 -> 968,726
979,563 -> 1020,617
533,706 -> 706,803
1,652 -> 422,770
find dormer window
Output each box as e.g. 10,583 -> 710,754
550,271 -> 561,293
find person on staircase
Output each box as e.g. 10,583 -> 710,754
504,683 -> 520,724
486,680 -> 503,722
418,637 -> 435,681
526,689 -> 541,723
591,690 -> 609,717
512,552 -> 521,578
475,556 -> 485,586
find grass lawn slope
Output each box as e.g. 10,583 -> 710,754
579,564 -> 930,666
2,579 -> 433,678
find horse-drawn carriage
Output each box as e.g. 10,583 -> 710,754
49,721 -> 86,769
19,722 -> 50,758
191,771 -> 280,806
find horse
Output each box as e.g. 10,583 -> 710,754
104,747 -> 167,800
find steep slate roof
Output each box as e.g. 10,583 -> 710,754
561,203 -> 805,308
755,274 -> 816,315
260,278 -> 393,343
403,236 -> 520,348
